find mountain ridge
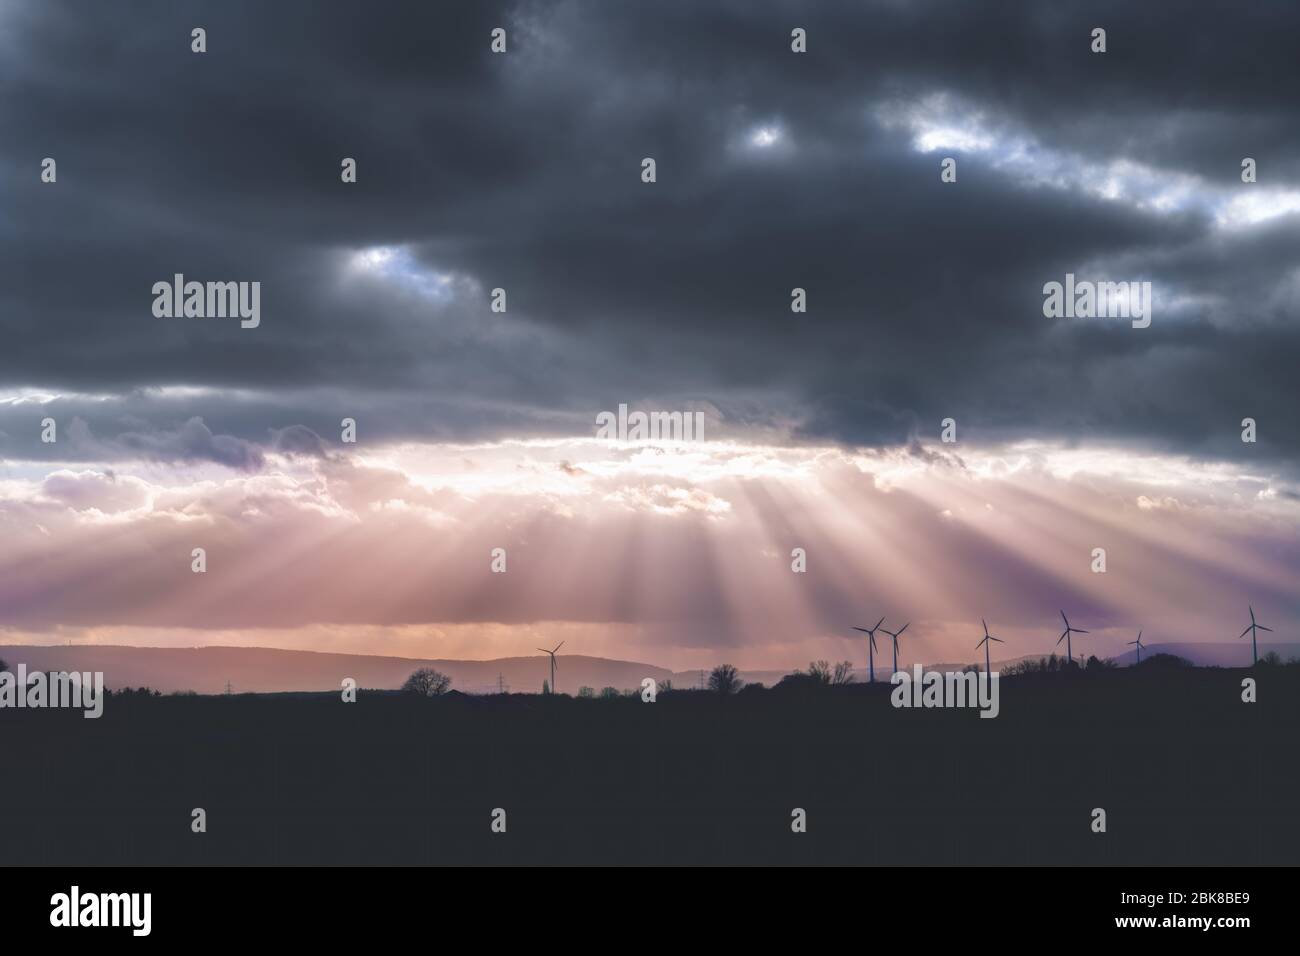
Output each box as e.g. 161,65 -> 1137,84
1,640 -> 1294,694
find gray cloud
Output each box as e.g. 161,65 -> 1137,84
74,415 -> 265,471
2,0 -> 1299,473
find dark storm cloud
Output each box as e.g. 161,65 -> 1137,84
2,0 -> 1299,470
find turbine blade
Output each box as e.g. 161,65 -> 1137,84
554,641 -> 565,652
990,636 -> 1003,643
852,627 -> 871,633
1075,628 -> 1089,634
874,616 -> 886,630
1250,606 -> 1256,623
1056,633 -> 1066,646
895,623 -> 909,637
1258,625 -> 1274,632
1061,610 -> 1069,627
1239,627 -> 1251,639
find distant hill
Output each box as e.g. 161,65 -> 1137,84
0,645 -> 674,695
967,642 -> 1297,669
1109,641 -> 1298,667
4,640 -> 1293,695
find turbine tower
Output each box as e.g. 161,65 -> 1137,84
1056,610 -> 1088,665
881,622 -> 909,677
976,618 -> 1003,679
537,641 -> 565,693
852,617 -> 886,682
1238,606 -> 1272,666
1128,630 -> 1144,664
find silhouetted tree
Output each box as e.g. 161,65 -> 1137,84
1003,654 -> 1068,676
775,671 -> 822,693
109,687 -> 162,698
0,658 -> 7,673
799,660 -> 854,686
578,685 -> 595,698
402,668 -> 451,696
708,664 -> 742,695
600,686 -> 619,699
542,679 -> 550,695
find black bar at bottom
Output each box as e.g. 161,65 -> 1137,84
7,866 -> 1272,941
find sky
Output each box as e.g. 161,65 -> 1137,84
1,0 -> 1297,671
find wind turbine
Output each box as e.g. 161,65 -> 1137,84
881,622 -> 909,676
1128,630 -> 1144,664
537,641 -> 565,693
1056,610 -> 1088,665
852,617 -> 886,682
1238,606 -> 1272,666
976,618 -> 1003,679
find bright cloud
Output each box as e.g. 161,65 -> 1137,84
2,437 -> 1295,670
876,92 -> 1300,230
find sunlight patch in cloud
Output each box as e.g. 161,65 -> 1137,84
0,389 -> 116,406
749,124 -> 783,148
876,92 -> 1300,230
347,245 -> 460,303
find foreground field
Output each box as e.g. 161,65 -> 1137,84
3,665 -> 1297,865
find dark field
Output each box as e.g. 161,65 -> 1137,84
3,665 -> 1297,866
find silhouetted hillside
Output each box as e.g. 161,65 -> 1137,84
4,664 -> 1296,865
